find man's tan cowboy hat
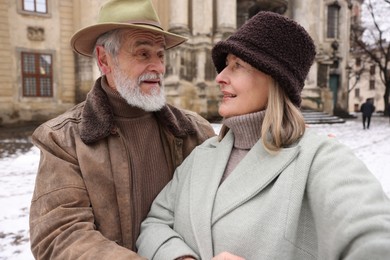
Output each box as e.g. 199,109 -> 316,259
70,0 -> 187,57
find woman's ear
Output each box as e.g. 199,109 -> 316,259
96,46 -> 111,74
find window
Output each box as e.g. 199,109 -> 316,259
355,88 -> 360,98
370,65 -> 375,75
237,0 -> 254,29
317,64 -> 328,88
327,3 -> 340,38
369,79 -> 375,90
22,0 -> 47,14
355,57 -> 361,67
21,52 -> 53,97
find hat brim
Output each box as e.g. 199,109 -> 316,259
71,23 -> 188,57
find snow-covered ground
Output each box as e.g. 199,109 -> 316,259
1,115 -> 390,259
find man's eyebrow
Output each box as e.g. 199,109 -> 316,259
134,40 -> 166,49
134,40 -> 153,47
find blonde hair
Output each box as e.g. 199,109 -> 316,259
261,79 -> 306,153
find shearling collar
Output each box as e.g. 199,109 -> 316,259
79,76 -> 197,144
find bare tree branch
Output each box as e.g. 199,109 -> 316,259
351,0 -> 390,115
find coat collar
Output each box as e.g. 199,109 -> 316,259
79,76 -> 198,144
187,132 -> 233,259
188,130 -> 300,258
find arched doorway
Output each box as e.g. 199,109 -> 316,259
329,74 -> 340,109
236,0 -> 288,28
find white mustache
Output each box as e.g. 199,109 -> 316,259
138,73 -> 163,85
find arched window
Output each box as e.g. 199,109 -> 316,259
237,0 -> 255,28
236,0 -> 287,28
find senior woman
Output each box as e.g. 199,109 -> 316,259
136,11 -> 390,260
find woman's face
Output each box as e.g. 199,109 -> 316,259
216,54 -> 270,118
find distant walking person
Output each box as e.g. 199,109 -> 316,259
360,98 -> 375,129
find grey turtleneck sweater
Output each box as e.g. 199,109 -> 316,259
220,111 -> 265,183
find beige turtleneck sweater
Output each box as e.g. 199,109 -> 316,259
220,111 -> 265,183
102,80 -> 171,250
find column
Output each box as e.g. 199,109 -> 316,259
215,0 -> 236,41
195,49 -> 206,84
192,0 -> 213,36
169,0 -> 189,35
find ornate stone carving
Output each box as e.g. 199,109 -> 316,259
27,26 -> 45,41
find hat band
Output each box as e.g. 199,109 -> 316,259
123,20 -> 163,30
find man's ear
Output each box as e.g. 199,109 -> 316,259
96,46 -> 111,74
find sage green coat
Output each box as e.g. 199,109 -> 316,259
137,129 -> 390,260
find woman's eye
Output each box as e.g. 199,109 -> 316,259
231,62 -> 243,70
225,59 -> 242,70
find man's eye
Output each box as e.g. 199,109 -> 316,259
135,51 -> 149,59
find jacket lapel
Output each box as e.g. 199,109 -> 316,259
188,132 -> 234,259
212,140 -> 300,223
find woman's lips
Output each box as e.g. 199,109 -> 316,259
222,91 -> 237,100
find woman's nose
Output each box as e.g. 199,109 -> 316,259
215,68 -> 228,85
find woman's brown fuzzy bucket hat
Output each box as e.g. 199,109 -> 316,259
212,11 -> 316,107
70,0 -> 187,57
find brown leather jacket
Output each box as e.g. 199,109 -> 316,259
30,77 -> 215,259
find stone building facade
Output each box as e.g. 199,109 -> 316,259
0,0 -> 360,125
0,0 -> 77,125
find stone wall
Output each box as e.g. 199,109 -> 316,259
0,0 -> 359,125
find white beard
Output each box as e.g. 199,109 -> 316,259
112,67 -> 166,112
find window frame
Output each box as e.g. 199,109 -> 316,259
21,51 -> 53,97
369,79 -> 375,90
354,88 -> 360,98
22,0 -> 48,14
18,0 -> 51,17
326,2 -> 341,39
370,64 -> 376,75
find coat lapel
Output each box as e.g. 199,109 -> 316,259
188,132 -> 234,259
187,130 -> 300,258
212,140 -> 300,223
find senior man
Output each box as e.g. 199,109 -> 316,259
29,0 -> 215,259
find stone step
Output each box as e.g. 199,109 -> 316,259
302,110 -> 345,124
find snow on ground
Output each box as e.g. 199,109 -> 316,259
307,115 -> 390,196
0,147 -> 39,260
1,115 -> 390,259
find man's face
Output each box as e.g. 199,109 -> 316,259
106,29 -> 167,111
